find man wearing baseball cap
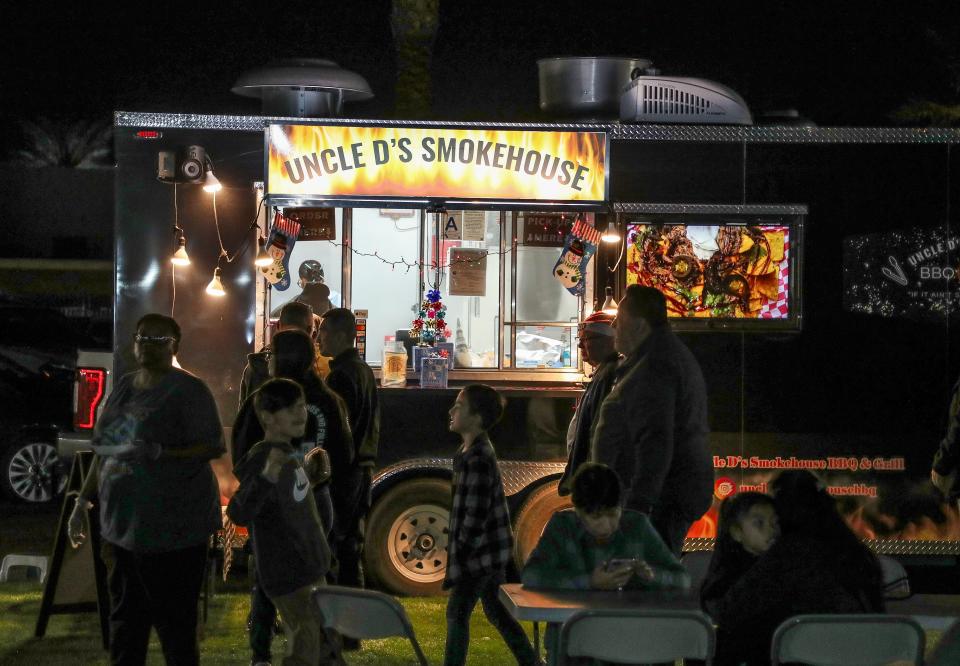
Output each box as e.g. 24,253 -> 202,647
558,310 -> 620,495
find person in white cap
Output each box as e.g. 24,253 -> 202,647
558,310 -> 619,495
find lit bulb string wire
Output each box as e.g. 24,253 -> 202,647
309,239 -> 516,277
171,182 -> 178,316
211,194 -> 266,267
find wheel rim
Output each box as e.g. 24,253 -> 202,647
8,443 -> 64,502
386,503 -> 450,584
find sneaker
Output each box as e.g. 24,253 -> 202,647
251,661 -> 271,666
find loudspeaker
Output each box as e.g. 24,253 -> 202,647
157,151 -> 176,181
179,145 -> 207,182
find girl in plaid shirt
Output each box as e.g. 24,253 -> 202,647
443,384 -> 539,666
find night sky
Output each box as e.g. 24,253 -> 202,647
1,0 -> 958,153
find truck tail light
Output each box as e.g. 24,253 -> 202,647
74,368 -> 107,430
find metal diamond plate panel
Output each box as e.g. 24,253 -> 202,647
114,111 -> 614,132
683,538 -> 960,555
612,124 -> 960,144
615,203 -> 808,215
372,458 -> 565,496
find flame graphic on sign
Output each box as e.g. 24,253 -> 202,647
267,124 -> 607,202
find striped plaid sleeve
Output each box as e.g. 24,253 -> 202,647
455,452 -> 492,550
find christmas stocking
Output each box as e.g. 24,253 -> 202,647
553,217 -> 600,295
261,211 -> 301,291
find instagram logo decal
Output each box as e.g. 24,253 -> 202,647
715,477 -> 737,500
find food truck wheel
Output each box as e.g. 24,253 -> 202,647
365,478 -> 452,596
1,440 -> 66,503
512,479 -> 573,568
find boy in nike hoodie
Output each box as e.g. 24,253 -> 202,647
228,378 -> 335,666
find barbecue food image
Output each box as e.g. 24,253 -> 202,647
626,224 -> 789,318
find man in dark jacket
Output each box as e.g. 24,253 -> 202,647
238,301 -> 316,408
932,374 -> 960,503
558,311 -> 619,496
591,285 -> 713,556
317,307 -> 380,602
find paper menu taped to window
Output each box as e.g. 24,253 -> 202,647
449,248 -> 488,296
462,211 -> 486,241
442,211 -> 463,239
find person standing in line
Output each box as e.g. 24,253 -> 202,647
239,301 -> 320,408
443,385 -> 540,666
228,378 -> 336,666
232,330 -> 351,666
931,371 -> 960,506
316,307 -> 379,650
68,314 -> 224,666
591,285 -> 713,556
558,311 -> 619,496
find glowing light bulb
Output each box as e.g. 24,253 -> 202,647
254,239 -> 273,267
202,169 -> 222,193
601,286 -> 618,316
205,267 -> 226,297
170,237 -> 190,266
601,223 -> 621,244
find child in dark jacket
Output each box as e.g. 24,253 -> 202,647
227,379 -> 335,666
443,384 -> 539,666
715,471 -> 884,666
700,491 -> 779,619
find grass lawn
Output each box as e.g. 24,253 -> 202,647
0,581 -> 534,665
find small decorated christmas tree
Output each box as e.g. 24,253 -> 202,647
411,288 -> 447,344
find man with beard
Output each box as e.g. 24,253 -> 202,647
591,285 -> 713,556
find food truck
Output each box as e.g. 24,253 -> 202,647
52,63 -> 960,595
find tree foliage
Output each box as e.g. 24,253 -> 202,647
15,118 -> 112,168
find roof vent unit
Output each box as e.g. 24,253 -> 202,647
232,58 -> 373,118
620,76 -> 752,125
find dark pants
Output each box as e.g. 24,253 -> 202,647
101,540 -> 207,666
249,565 -> 277,663
650,504 -> 693,558
331,467 -> 371,589
443,570 -> 538,666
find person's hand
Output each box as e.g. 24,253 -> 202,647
932,468 -> 956,496
304,447 -> 331,485
590,561 -> 634,590
261,448 -> 288,483
68,497 -> 91,549
633,559 -> 655,583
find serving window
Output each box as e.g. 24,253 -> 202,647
269,207 -> 595,376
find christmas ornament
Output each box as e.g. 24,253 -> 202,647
553,217 -> 601,295
260,211 -> 302,291
411,289 -> 448,344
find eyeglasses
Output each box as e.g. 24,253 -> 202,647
135,334 -> 176,345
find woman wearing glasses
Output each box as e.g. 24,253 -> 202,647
68,313 -> 224,666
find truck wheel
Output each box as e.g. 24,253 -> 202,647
364,478 -> 451,596
1,440 -> 66,503
512,479 -> 573,567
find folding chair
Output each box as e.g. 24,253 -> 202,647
770,614 -> 925,666
681,550 -> 713,593
878,555 -> 911,600
558,609 -> 715,665
312,585 -> 429,665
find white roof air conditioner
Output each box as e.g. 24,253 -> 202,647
620,76 -> 752,125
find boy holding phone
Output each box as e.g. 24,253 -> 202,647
523,462 -> 689,591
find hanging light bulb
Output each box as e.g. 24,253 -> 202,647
254,237 -> 273,267
170,233 -> 190,266
601,286 -> 618,315
601,222 -> 621,244
205,267 -> 226,297
202,164 -> 222,193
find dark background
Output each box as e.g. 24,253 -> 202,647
2,0 -> 960,153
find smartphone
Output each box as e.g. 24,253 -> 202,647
605,558 -> 637,571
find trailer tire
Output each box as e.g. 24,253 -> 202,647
512,479 -> 573,568
1,439 -> 66,503
364,477 -> 451,596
